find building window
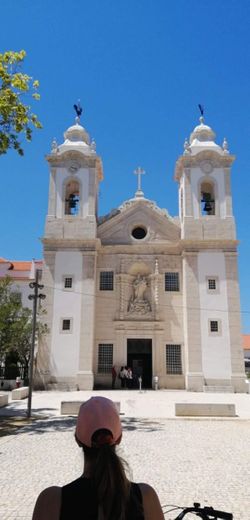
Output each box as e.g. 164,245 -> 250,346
61,318 -> 72,333
100,271 -> 114,291
166,344 -> 182,374
165,272 -> 180,292
208,319 -> 222,336
208,278 -> 216,290
63,276 -> 73,289
98,344 -> 113,373
210,320 -> 219,333
207,277 -> 219,294
131,226 -> 147,240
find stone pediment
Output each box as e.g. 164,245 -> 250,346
97,198 -> 180,245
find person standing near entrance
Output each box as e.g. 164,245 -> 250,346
119,366 -> 126,388
111,365 -> 117,389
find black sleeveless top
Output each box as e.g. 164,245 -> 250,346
60,477 -> 144,519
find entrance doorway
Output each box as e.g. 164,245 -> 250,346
127,339 -> 152,389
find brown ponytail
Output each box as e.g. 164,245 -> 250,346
80,430 -> 130,520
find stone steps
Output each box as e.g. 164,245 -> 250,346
203,385 -> 234,393
46,383 -> 77,392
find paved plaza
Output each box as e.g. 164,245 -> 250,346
0,389 -> 250,519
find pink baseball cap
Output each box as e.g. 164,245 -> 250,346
75,396 -> 122,448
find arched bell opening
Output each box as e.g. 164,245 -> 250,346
64,179 -> 80,216
200,180 -> 216,216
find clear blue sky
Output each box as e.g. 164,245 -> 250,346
1,0 -> 250,332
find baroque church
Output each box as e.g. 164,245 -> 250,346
35,112 -> 247,392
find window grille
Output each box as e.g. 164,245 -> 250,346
100,271 -> 114,291
98,344 -> 113,373
208,278 -> 216,290
62,319 -> 71,331
64,277 -> 73,289
165,272 -> 180,291
210,320 -> 219,332
166,344 -> 182,374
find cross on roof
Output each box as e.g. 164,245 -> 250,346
134,166 -> 145,198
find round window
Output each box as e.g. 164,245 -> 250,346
131,226 -> 147,240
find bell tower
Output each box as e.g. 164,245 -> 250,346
174,114 -> 246,393
175,115 -> 235,241
45,111 -> 103,240
37,108 -> 103,391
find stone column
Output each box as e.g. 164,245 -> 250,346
77,252 -> 97,389
224,252 -> 247,392
182,252 -> 204,391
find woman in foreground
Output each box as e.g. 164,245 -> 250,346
32,396 -> 164,520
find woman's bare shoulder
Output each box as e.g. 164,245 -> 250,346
138,483 -> 165,520
32,486 -> 61,520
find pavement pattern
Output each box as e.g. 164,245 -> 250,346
0,389 -> 250,519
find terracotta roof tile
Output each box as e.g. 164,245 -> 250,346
242,334 -> 250,349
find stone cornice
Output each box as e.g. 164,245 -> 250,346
181,239 -> 238,253
175,150 -> 235,181
46,152 -> 103,181
42,238 -> 101,251
98,238 -> 239,255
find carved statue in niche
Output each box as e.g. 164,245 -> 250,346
128,274 -> 151,315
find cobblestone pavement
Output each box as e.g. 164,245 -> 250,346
0,391 -> 250,519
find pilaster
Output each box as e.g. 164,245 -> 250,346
224,252 -> 247,392
182,252 -> 204,391
77,252 -> 97,389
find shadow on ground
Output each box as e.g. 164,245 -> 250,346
121,417 -> 164,432
0,414 -> 164,438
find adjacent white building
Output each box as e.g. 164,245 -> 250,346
35,114 -> 247,392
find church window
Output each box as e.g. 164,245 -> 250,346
200,181 -> 215,216
61,318 -> 72,332
65,180 -> 80,215
208,278 -> 216,290
209,320 -> 221,335
165,272 -> 180,291
98,344 -> 113,373
63,276 -> 73,289
210,320 -> 218,332
166,344 -> 182,374
100,271 -> 114,291
131,226 -> 147,240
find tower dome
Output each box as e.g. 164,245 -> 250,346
190,116 -> 216,143
63,118 -> 90,145
186,115 -> 223,156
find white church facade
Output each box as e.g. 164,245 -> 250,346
35,112 -> 247,392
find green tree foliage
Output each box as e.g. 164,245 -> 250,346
0,277 -> 22,358
0,50 -> 42,156
0,277 -> 47,379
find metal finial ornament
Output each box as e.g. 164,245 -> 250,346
73,100 -> 83,123
198,104 -> 205,124
198,104 -> 204,116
